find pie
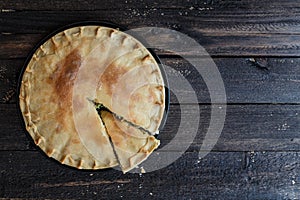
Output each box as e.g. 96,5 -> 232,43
19,25 -> 165,172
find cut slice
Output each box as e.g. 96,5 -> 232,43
100,110 -> 160,173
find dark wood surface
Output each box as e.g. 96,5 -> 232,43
1,0 -> 300,199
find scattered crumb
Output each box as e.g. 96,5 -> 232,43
1,32 -> 13,35
0,67 -> 7,80
1,9 -> 15,12
247,58 -> 269,70
161,13 -> 164,16
179,69 -> 191,76
139,184 -> 143,189
249,151 -> 255,163
277,122 -> 290,131
93,192 -> 97,195
189,6 -> 194,10
292,180 -> 296,185
149,192 -> 153,196
140,166 -> 146,174
89,173 -> 93,176
2,89 -> 15,103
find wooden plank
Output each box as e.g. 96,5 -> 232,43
0,0 -> 202,11
0,34 -> 43,59
164,57 -> 300,104
0,104 -> 33,151
2,9 -> 300,57
2,57 -> 300,104
2,32 -> 300,58
1,150 -> 299,199
2,103 -> 300,151
3,34 -> 300,59
1,0 -> 300,12
2,10 -> 300,35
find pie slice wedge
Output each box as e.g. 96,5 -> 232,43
100,110 -> 160,173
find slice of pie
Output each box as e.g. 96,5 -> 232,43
100,110 -> 160,173
19,25 -> 165,172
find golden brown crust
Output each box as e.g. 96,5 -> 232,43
19,25 -> 165,171
51,49 -> 81,128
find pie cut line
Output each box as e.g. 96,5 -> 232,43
99,109 -> 160,173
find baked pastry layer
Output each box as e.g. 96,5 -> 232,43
19,25 -> 165,171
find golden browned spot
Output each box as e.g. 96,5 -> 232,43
72,138 -> 80,144
142,55 -> 150,61
100,63 -> 127,95
51,37 -> 57,46
155,100 -> 163,105
25,68 -> 33,73
108,29 -> 114,37
151,69 -> 159,74
46,148 -> 55,156
34,137 -> 41,145
156,85 -> 163,91
54,49 -> 81,103
92,160 -> 97,169
51,49 -> 81,126
95,27 -> 101,36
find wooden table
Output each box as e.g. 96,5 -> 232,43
1,0 -> 300,199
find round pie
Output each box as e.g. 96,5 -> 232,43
19,25 -> 165,173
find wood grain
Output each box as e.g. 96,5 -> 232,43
2,29 -> 300,58
1,0 -> 300,14
1,150 -> 299,199
2,57 -> 300,104
1,5 -> 300,57
2,103 -> 300,152
1,0 -> 300,199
